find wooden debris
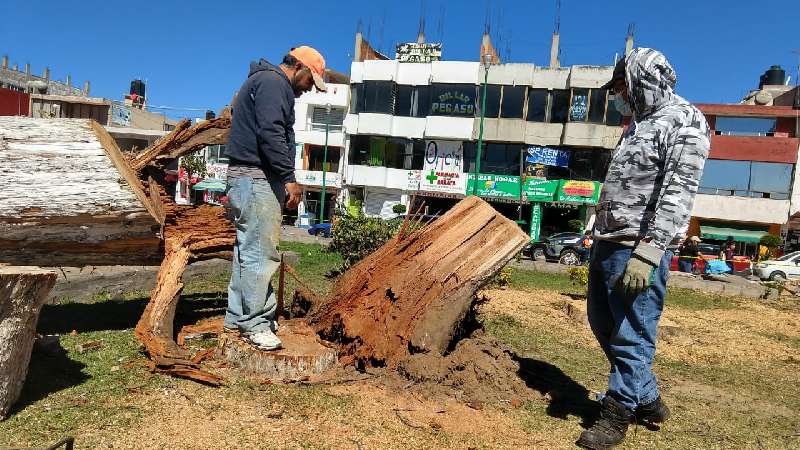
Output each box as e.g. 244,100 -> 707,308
130,116 -> 230,171
75,340 -> 103,354
309,196 -> 529,368
0,266 -> 57,419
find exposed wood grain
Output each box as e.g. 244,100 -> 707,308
0,267 -> 57,418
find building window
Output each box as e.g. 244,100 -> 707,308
414,86 -> 431,117
348,135 -> 372,165
714,117 -> 776,136
362,81 -> 394,114
588,89 -> 608,124
606,94 -> 623,126
699,159 -> 793,199
479,84 -> 501,118
310,106 -> 345,131
307,145 -> 340,172
207,145 -> 229,164
350,83 -> 363,113
430,84 -> 477,117
500,85 -> 525,119
464,142 -> 520,176
526,89 -> 548,122
569,88 -> 589,122
395,85 -> 414,117
550,89 -> 570,123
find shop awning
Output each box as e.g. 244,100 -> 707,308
192,179 -> 226,192
699,225 -> 768,243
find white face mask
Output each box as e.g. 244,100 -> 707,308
613,94 -> 632,116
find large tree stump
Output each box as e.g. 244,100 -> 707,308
309,196 -> 529,368
0,266 -> 57,418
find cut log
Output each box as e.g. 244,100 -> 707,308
130,116 -> 230,172
0,266 -> 57,418
0,117 -> 161,267
218,320 -> 337,380
309,196 -> 529,368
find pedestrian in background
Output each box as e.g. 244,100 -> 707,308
678,236 -> 702,273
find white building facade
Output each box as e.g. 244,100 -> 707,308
343,59 -> 624,238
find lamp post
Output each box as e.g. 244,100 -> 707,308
319,103 -> 332,224
473,53 -> 492,196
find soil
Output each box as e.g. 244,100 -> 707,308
396,333 -> 538,404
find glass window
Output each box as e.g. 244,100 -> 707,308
588,89 -> 607,124
500,85 -> 525,119
307,145 -> 340,172
411,139 -> 426,170
526,89 -> 548,122
570,88 -> 589,122
715,117 -> 776,136
479,84 -> 501,118
350,83 -> 363,113
482,143 -> 521,175
463,141 -> 477,173
362,81 -> 394,114
395,85 -> 413,117
414,86 -> 431,117
700,159 -> 750,194
430,84 -> 477,117
368,136 -> 387,166
207,145 -> 229,164
750,162 -> 793,196
606,94 -> 623,126
570,150 -> 611,181
550,89 -> 570,123
310,106 -> 344,131
384,137 -> 408,169
348,135 -> 371,165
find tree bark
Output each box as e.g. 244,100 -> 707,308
309,196 -> 529,368
0,267 -> 57,419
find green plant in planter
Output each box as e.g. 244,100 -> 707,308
392,204 -> 407,215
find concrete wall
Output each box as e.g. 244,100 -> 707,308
692,194 -> 790,224
348,165 -> 416,191
569,66 -> 615,88
562,122 -> 623,149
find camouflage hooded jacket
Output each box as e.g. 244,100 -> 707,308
594,48 -> 711,267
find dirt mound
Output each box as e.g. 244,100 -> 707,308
396,333 -> 536,404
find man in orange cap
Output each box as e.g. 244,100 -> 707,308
223,46 -> 326,351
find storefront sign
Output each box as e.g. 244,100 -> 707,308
466,173 -> 521,198
406,170 -> 421,191
296,170 -> 342,189
570,93 -> 588,121
207,163 -> 228,180
420,140 -> 465,194
530,203 -> 542,241
395,42 -> 442,63
556,180 -> 601,204
111,103 -> 130,126
431,89 -> 475,116
526,146 -> 570,168
524,178 -> 560,202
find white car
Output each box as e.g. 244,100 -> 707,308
753,251 -> 800,281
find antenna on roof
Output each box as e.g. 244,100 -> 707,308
436,4 -> 445,41
554,0 -> 561,34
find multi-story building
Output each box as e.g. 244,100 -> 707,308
690,66 -> 800,255
342,31 -> 624,239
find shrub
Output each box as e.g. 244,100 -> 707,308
568,266 -> 589,286
567,219 -> 585,233
330,209 -> 402,270
392,204 -> 407,215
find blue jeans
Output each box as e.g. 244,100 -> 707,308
223,176 -> 283,335
678,258 -> 693,273
587,240 -> 672,410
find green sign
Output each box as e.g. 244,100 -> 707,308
466,174 -> 521,198
530,202 -> 542,241
555,180 -> 602,204
524,178 -> 560,202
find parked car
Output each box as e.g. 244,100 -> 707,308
523,232 -> 584,265
753,251 -> 800,281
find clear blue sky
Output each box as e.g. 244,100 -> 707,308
3,0 -> 798,119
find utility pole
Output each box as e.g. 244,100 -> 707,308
473,53 -> 492,195
319,103 -> 332,224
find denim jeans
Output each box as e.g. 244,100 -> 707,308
223,176 -> 283,335
587,240 -> 672,410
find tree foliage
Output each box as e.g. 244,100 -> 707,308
330,209 -> 403,270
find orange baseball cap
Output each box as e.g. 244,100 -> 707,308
289,46 -> 327,92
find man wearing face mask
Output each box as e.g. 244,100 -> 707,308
577,49 -> 710,450
223,46 -> 326,351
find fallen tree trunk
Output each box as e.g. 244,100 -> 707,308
0,266 -> 57,418
309,196 -> 529,368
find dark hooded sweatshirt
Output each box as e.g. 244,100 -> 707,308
226,59 -> 296,185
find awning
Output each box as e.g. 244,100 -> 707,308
192,179 -> 226,192
700,225 -> 768,244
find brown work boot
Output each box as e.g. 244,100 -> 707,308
634,396 -> 671,424
576,396 -> 632,450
